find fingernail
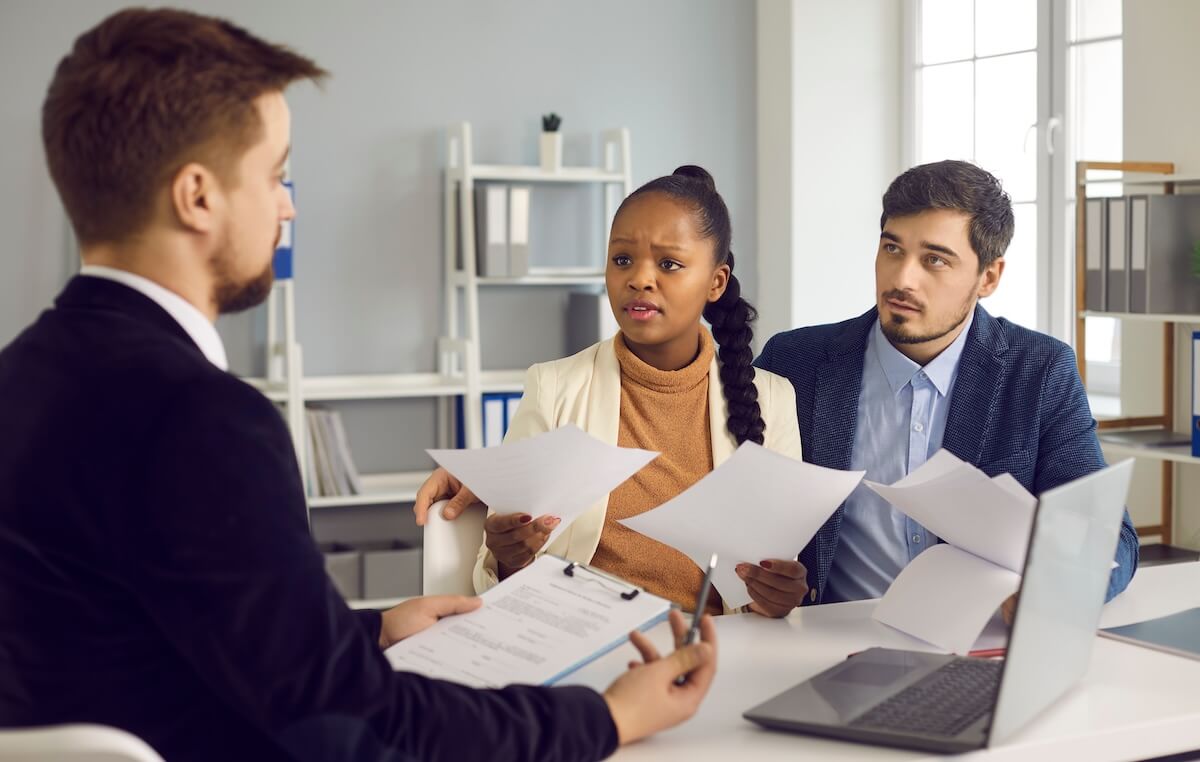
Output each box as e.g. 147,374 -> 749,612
760,560 -> 773,570
519,515 -> 532,524
543,516 -> 560,527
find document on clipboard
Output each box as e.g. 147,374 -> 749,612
385,555 -> 671,688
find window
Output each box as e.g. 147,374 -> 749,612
908,0 -> 1123,396
912,0 -> 1039,330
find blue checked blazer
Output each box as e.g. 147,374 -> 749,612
755,305 -> 1139,606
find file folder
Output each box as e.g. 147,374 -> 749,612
508,185 -> 531,277
1133,195 -> 1200,315
1105,197 -> 1128,312
475,184 -> 509,276
1194,331 -> 1199,458
1128,196 -> 1148,313
1084,198 -> 1106,312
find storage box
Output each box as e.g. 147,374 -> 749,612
318,541 -> 362,600
359,540 -> 422,599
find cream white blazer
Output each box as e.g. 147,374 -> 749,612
472,337 -> 804,612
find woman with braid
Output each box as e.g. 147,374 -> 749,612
414,166 -> 806,617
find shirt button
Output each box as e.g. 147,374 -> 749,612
913,422 -> 924,432
912,534 -> 922,543
810,588 -> 818,603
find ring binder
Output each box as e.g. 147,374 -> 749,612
563,560 -> 641,600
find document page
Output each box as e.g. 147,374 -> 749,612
428,424 -> 658,546
865,450 -> 1036,572
385,555 -> 670,688
873,544 -> 1022,655
618,442 -> 864,609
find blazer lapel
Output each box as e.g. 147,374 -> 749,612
568,338 -> 622,561
942,306 -> 1009,465
810,310 -> 875,470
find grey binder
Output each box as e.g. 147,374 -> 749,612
1085,198 -> 1107,312
1134,194 -> 1200,315
475,184 -> 509,277
1105,197 -> 1128,313
1128,196 -> 1149,313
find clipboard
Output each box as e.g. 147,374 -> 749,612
385,555 -> 672,688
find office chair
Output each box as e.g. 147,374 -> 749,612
421,499 -> 487,596
0,724 -> 164,762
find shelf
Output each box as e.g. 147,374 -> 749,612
480,369 -> 527,393
245,369 -> 529,402
1080,311 -> 1200,324
309,471 -> 428,509
1098,436 -> 1200,466
465,164 -> 625,184
1081,172 -> 1200,187
452,271 -> 605,287
245,372 -> 467,402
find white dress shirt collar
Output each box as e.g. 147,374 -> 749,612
78,265 -> 229,371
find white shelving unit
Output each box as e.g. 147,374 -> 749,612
441,121 -> 632,449
241,122 -> 633,604
1075,161 -> 1200,544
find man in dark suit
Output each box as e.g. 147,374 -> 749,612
0,8 -> 716,761
748,160 -> 1138,608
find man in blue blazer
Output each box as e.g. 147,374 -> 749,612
753,160 -> 1138,607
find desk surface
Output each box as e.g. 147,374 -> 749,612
563,562 -> 1200,761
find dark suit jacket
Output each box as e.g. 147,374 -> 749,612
755,305 -> 1139,604
0,276 -> 617,761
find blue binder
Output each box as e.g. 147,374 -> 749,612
272,180 -> 295,280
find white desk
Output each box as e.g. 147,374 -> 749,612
563,562 -> 1200,761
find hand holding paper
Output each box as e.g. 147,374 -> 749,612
427,424 -> 658,546
866,450 -> 1037,654
619,442 -> 864,610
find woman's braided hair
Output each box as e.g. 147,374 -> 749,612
616,165 -> 765,445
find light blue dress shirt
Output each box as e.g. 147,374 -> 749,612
824,311 -> 975,602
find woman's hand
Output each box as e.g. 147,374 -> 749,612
484,513 -> 560,578
736,559 -> 809,618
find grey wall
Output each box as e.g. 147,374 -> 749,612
0,0 -> 757,542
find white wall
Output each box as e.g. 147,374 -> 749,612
1120,0 -> 1200,548
756,0 -> 903,343
0,0 -> 756,543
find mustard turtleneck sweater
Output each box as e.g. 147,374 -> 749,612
589,328 -> 724,615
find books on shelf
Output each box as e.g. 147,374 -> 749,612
305,407 -> 364,498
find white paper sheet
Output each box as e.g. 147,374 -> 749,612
873,544 -> 1021,655
428,424 -> 658,546
617,442 -> 864,609
385,555 -> 671,687
865,451 -> 1036,572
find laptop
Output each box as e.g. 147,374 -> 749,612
743,458 -> 1135,754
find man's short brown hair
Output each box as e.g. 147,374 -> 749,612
42,8 -> 326,245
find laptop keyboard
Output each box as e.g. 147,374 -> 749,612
849,658 -> 1003,738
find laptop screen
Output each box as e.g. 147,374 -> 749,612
986,459 -> 1134,745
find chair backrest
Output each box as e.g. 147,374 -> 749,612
421,500 -> 487,596
0,724 -> 164,762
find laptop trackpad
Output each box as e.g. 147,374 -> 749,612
747,648 -> 953,726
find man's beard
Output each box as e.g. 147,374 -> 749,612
880,290 -> 974,346
210,229 -> 276,315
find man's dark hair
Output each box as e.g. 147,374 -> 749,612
880,160 -> 1015,271
42,8 -> 327,246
